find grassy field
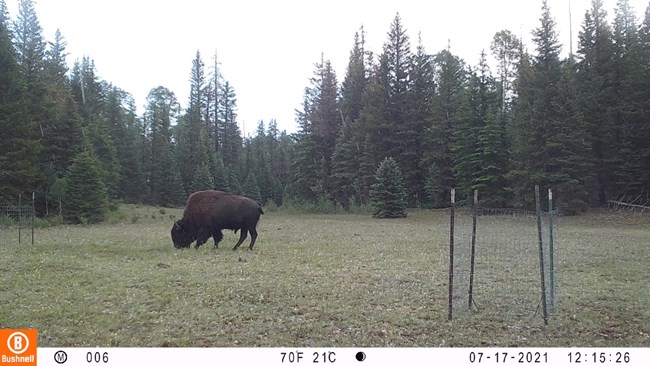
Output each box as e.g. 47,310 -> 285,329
1,205 -> 649,347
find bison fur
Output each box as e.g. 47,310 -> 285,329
171,190 -> 264,250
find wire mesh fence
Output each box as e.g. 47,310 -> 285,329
448,187 -> 558,324
0,193 -> 36,244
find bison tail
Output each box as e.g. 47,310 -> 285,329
258,202 -> 264,215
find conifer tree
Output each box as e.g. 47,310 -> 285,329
370,157 -> 407,218
155,147 -> 185,207
41,29 -> 83,177
611,0 -> 644,195
512,0 -> 593,212
424,48 -> 465,207
63,151 -> 109,224
402,34 -> 433,205
331,122 -> 358,207
227,168 -> 242,195
0,0 -> 39,202
144,86 -> 179,201
190,162 -> 214,193
218,80 -> 242,169
576,0 -> 616,203
242,171 -> 262,202
210,151 -> 229,191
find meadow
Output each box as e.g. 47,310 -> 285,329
0,205 -> 649,347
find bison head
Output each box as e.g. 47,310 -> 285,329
171,220 -> 193,249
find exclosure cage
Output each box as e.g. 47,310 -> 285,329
0,192 -> 36,245
447,186 -> 558,325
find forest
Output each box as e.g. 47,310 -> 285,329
1,0 -> 649,222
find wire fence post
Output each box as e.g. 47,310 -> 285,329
468,189 -> 478,309
535,185 -> 549,325
548,188 -> 555,311
448,188 -> 456,321
18,193 -> 22,245
31,192 -> 35,245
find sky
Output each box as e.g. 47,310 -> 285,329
5,0 -> 650,134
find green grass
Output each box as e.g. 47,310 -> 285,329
0,207 -> 649,347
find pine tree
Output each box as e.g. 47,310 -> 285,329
402,34 -> 433,205
290,57 -> 339,203
0,0 -> 39,202
210,151 -> 229,191
176,51 -> 211,190
13,0 -> 45,88
63,151 -> 109,224
331,122 -> 358,208
637,3 -> 650,191
513,0 -> 593,212
290,103 -> 322,203
424,163 -> 446,207
106,87 -> 146,202
357,134 -> 377,205
242,171 -> 262,202
576,0 -> 616,203
86,118 -> 121,198
155,147 -> 185,207
424,48 -> 465,207
335,28 -> 368,207
340,28 -> 368,127
227,168 -> 242,195
218,80 -> 242,169
190,162 -> 214,193
452,51 -> 507,206
611,0 -> 644,196
41,29 -> 83,177
370,157 -> 407,218
358,54 -> 391,163
144,86 -> 179,201
510,48 -> 537,208
548,63 -> 594,214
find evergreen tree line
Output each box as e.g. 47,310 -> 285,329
291,0 -> 650,215
0,0 -> 293,222
2,0 -> 650,222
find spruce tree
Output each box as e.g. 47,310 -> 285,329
370,157 -> 407,218
424,48 -> 465,207
402,34 -> 433,205
210,151 -> 229,191
190,162 -> 214,193
331,122 -> 358,208
144,86 -> 179,202
227,168 -> 242,195
576,0 -> 616,203
218,80 -> 242,169
63,151 -> 109,224
0,1 -> 39,202
242,171 -> 262,202
155,147 -> 185,207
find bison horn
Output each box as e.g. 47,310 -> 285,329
173,221 -> 181,230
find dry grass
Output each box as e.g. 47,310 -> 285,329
0,206 -> 648,347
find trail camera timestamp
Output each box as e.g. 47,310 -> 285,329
469,351 -> 549,364
567,352 -> 630,364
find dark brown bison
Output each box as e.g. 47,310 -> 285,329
171,190 -> 264,250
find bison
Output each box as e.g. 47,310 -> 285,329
171,190 -> 264,250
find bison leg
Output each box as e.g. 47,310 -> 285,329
195,229 -> 211,249
232,229 -> 248,251
248,227 -> 258,250
213,230 -> 223,249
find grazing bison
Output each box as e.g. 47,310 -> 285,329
171,190 -> 264,250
